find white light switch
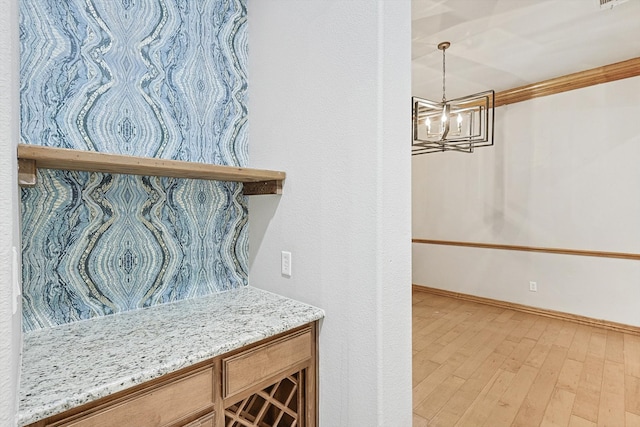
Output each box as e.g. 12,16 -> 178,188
281,251 -> 292,277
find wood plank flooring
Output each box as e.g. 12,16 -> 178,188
412,290 -> 640,427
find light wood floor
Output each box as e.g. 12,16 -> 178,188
412,290 -> 640,427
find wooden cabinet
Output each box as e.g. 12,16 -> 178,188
26,323 -> 317,427
222,328 -> 316,427
223,329 -> 312,398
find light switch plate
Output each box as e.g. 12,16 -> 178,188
281,251 -> 292,277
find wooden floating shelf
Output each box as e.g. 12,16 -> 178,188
17,144 -> 285,195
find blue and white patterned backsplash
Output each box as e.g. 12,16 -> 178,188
20,0 -> 248,331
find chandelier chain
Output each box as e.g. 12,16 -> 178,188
442,45 -> 446,102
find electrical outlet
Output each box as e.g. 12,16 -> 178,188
529,281 -> 537,292
281,251 -> 292,277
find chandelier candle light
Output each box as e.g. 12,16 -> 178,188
412,41 -> 495,155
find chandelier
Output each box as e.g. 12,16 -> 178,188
412,42 -> 495,155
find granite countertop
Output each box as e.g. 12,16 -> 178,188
18,286 -> 324,427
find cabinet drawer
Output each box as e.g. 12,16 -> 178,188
223,329 -> 312,398
51,368 -> 214,427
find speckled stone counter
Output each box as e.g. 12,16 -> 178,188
18,286 -> 324,426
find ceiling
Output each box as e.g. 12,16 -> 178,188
412,0 -> 640,99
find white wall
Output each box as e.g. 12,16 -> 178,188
413,76 -> 640,326
0,0 -> 22,425
247,1 -> 412,426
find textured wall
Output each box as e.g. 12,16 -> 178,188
247,2 -> 413,425
20,0 -> 248,331
412,77 -> 640,326
0,0 -> 22,423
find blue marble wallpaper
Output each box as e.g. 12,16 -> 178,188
20,0 -> 248,331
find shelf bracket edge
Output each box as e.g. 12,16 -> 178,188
243,180 -> 283,196
18,159 -> 37,187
